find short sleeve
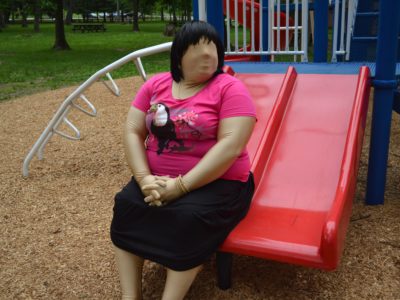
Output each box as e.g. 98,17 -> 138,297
219,76 -> 257,119
131,74 -> 161,112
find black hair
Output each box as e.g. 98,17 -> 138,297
170,21 -> 225,82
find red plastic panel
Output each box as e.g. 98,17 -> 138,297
220,68 -> 371,270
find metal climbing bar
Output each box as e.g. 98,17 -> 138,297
223,0 -> 308,60
102,72 -> 120,96
331,0 -> 359,62
22,42 -> 172,177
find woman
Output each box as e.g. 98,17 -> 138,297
110,21 -> 256,300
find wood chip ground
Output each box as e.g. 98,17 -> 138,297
1,77 -> 399,299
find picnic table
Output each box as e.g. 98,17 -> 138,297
72,23 -> 106,33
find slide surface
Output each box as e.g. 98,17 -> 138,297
220,66 -> 370,270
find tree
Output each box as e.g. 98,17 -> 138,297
53,0 -> 70,50
179,0 -> 191,23
132,0 -> 139,31
65,0 -> 74,25
33,0 -> 41,32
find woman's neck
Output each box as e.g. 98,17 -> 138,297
179,79 -> 207,89
172,79 -> 208,100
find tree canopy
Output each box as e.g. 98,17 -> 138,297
0,0 -> 193,30
0,0 -> 192,50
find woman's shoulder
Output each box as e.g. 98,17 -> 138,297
146,72 -> 172,85
211,72 -> 243,87
209,73 -> 248,95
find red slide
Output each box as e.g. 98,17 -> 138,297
223,0 -> 294,62
220,67 -> 371,270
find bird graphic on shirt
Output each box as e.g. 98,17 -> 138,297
149,103 -> 185,154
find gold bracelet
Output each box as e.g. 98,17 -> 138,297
178,175 -> 190,194
175,177 -> 184,194
175,176 -> 185,194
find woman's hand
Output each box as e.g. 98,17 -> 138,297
139,175 -> 170,205
141,177 -> 184,206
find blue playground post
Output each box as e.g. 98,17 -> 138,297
261,1 -> 270,62
313,0 -> 328,62
192,0 -> 199,20
366,0 -> 400,205
206,0 -> 224,42
192,0 -> 224,42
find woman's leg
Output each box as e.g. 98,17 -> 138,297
161,265 -> 203,300
114,246 -> 144,300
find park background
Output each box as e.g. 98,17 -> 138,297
0,0 -> 399,299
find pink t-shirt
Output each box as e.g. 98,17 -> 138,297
132,72 -> 256,182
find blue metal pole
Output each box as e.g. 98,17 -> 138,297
193,0 -> 199,21
313,0 -> 329,62
261,1 -> 270,62
206,0 -> 224,41
366,0 -> 400,205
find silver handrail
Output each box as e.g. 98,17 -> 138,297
225,0 -> 309,61
331,0 -> 359,62
345,0 -> 358,61
23,42 -> 172,177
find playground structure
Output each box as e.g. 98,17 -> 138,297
22,0 -> 400,290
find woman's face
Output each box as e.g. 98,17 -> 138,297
180,38 -> 218,83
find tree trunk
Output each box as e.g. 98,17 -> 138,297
53,0 -> 70,50
0,11 -> 5,30
34,0 -> 41,32
132,0 -> 139,32
21,12 -> 28,27
184,1 -> 191,22
116,0 -> 120,22
160,7 -> 164,21
4,11 -> 10,26
171,4 -> 177,25
65,0 -> 74,25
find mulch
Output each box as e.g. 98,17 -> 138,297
0,77 -> 399,299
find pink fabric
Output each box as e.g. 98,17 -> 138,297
132,72 -> 256,181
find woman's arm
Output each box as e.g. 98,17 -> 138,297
124,107 -> 168,201
182,116 -> 256,191
123,106 -> 151,183
142,116 -> 255,204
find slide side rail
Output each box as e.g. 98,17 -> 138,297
251,66 -> 298,186
320,66 -> 370,269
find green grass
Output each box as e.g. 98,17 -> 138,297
0,22 -> 173,101
0,22 -> 330,101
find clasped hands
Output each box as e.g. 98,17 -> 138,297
140,175 -> 186,207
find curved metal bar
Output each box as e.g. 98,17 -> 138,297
72,94 -> 97,117
102,72 -> 120,96
23,42 -> 172,177
37,131 -> 53,161
134,57 -> 147,81
37,106 -> 72,160
53,117 -> 81,141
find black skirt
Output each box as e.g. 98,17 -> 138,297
110,173 -> 254,271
